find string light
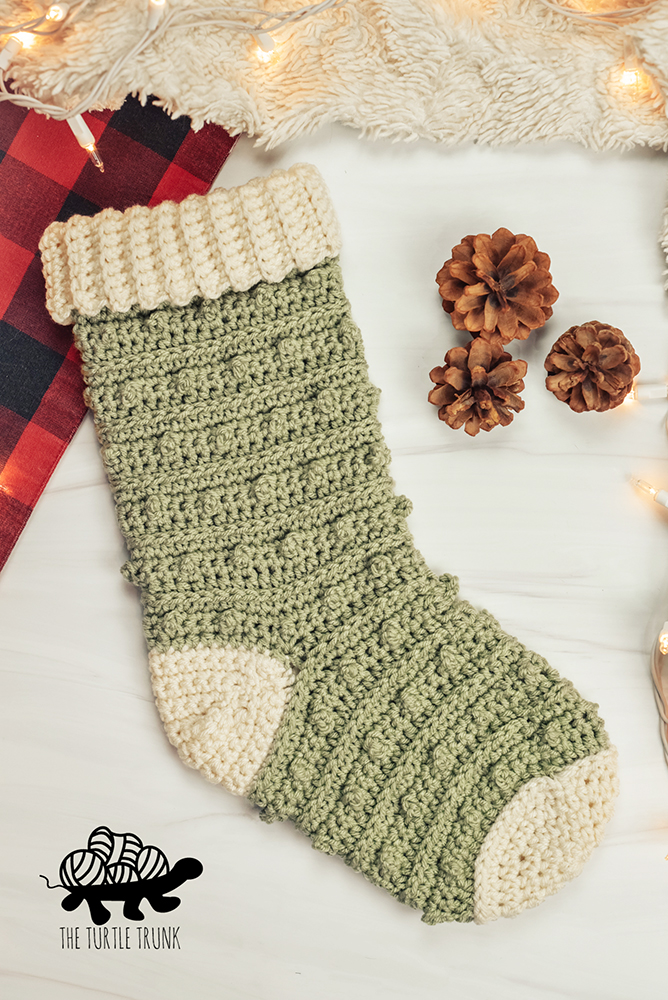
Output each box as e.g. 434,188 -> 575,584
631,478 -> 668,508
0,0 -> 660,122
651,621 -> 668,770
535,0 -> 663,106
0,1 -> 350,122
253,30 -> 276,62
68,113 -> 104,171
621,67 -> 640,85
658,627 -> 668,657
12,31 -> 36,47
623,380 -> 668,436
613,34 -> 659,102
622,381 -> 668,404
0,26 -> 38,71
615,62 -> 657,100
45,4 -> 69,21
536,0 -> 659,22
0,1 -> 74,43
0,0 -> 660,167
0,37 -> 21,70
147,0 -> 166,32
0,1 -> 347,168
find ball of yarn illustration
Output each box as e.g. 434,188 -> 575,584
87,826 -> 114,861
56,828 -> 172,891
136,845 -> 169,880
106,862 -> 140,884
117,832 -> 142,866
60,850 -> 106,888
87,826 -> 143,867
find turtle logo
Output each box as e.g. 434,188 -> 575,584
40,826 -> 203,926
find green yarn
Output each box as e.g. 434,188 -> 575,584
73,256 -> 609,923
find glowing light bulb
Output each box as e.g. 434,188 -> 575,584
83,142 -> 104,171
68,114 -> 104,172
0,27 -> 37,75
46,4 -> 69,20
631,478 -> 668,508
12,31 -> 37,48
659,628 -> 668,657
622,387 -> 637,405
611,33 -> 659,105
614,61 -> 656,102
253,32 -> 276,62
632,478 -> 658,499
621,68 -> 641,87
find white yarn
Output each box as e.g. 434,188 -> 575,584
149,643 -> 295,795
473,747 -> 619,923
39,162 -> 342,323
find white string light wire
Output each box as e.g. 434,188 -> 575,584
534,0 -> 659,23
0,0 -> 660,121
0,0 -> 660,169
0,0 -> 349,120
534,0 -> 663,99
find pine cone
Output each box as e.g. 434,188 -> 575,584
544,320 -> 640,412
436,228 -> 558,343
428,338 -> 528,436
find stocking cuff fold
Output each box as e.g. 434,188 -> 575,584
39,162 -> 341,325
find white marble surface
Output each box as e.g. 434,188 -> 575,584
2,126 -> 668,999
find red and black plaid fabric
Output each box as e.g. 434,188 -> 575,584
0,97 -> 236,572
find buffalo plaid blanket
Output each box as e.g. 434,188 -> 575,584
0,97 -> 235,572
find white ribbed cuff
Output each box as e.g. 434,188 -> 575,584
39,163 -> 342,325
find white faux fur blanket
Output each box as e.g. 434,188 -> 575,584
3,0 -> 668,255
4,0 -> 667,145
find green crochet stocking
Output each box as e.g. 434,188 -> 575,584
40,164 -> 618,924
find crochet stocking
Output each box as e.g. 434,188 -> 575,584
40,164 -> 618,925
